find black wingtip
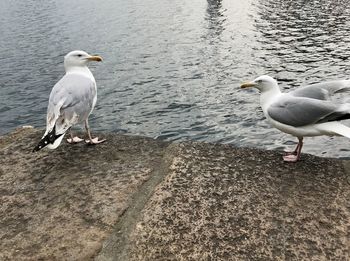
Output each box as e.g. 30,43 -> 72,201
32,143 -> 43,152
32,125 -> 63,152
32,134 -> 51,152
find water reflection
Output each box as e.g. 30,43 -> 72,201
254,0 -> 350,85
205,0 -> 225,39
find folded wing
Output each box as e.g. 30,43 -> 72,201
45,74 -> 96,136
267,94 -> 350,127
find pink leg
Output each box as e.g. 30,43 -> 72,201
283,137 -> 303,162
84,119 -> 106,145
284,142 -> 300,156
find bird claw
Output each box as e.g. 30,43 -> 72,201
283,154 -> 299,162
85,137 -> 106,145
67,136 -> 84,144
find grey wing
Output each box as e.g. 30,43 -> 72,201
267,95 -> 342,127
290,80 -> 350,100
46,74 -> 96,134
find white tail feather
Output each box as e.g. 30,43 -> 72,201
318,122 -> 350,139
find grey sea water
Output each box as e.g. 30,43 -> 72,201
1,0 -> 350,158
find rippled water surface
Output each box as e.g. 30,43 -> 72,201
1,0 -> 350,157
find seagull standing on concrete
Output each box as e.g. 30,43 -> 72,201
33,50 -> 106,152
241,75 -> 350,162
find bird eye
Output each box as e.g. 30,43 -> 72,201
77,54 -> 83,57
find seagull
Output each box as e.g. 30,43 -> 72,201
33,50 -> 106,152
241,75 -> 350,162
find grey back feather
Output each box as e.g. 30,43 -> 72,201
267,95 -> 340,127
290,80 -> 350,100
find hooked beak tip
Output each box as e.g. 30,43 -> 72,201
87,55 -> 103,62
240,82 -> 256,89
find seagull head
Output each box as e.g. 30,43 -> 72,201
241,75 -> 279,93
64,50 -> 103,69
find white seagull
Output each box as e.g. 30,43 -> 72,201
33,50 -> 105,152
241,75 -> 350,162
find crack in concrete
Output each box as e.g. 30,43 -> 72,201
95,143 -> 174,261
342,160 -> 350,185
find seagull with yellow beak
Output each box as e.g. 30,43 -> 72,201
241,75 -> 350,162
33,50 -> 105,152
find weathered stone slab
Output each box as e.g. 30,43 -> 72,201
1,128 -> 350,260
0,128 -> 168,260
128,142 -> 350,260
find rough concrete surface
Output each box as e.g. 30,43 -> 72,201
128,143 -> 350,260
1,127 -> 350,260
0,127 -> 168,260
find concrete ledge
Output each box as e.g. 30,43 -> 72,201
0,128 -> 169,260
1,128 -> 349,260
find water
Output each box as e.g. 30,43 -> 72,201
1,0 -> 350,158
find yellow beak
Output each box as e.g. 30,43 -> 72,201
240,81 -> 256,88
87,55 -> 103,62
